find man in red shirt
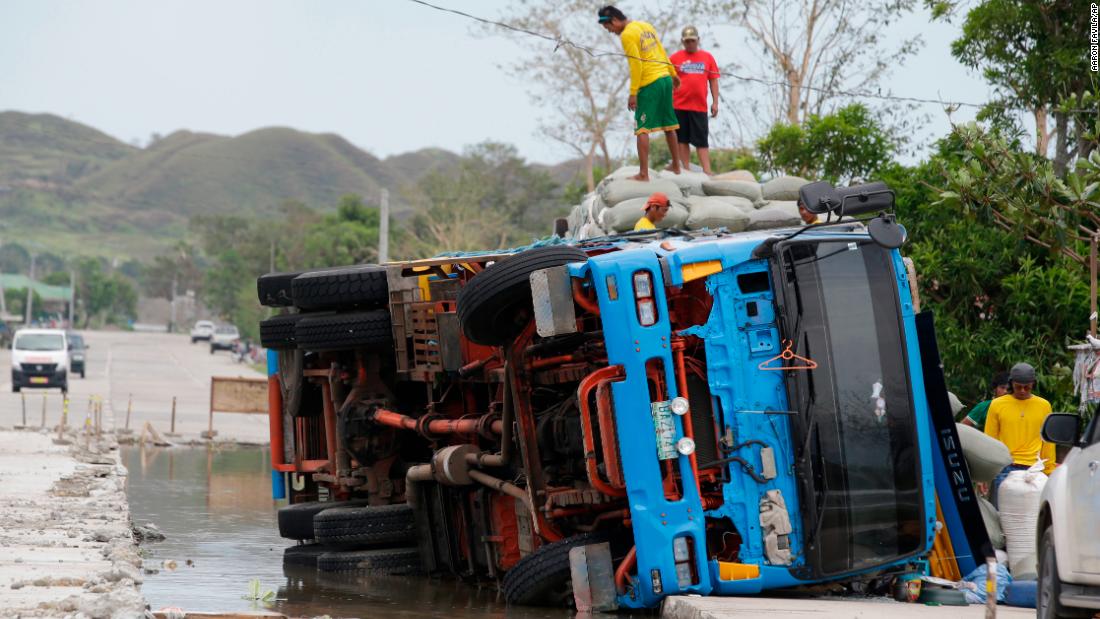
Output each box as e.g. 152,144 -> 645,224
669,26 -> 720,174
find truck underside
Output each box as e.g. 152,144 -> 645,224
260,225 -> 973,609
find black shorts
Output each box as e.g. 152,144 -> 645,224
675,109 -> 709,148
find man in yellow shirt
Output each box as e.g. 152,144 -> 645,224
598,6 -> 682,181
985,362 -> 1056,506
633,192 -> 670,231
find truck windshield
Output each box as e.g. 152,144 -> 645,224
15,334 -> 65,351
778,240 -> 922,576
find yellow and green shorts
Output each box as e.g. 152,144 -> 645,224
634,76 -> 679,135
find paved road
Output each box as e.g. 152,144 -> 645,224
0,330 -> 268,443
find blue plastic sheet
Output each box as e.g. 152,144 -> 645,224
961,563 -> 1011,604
1003,579 -> 1037,608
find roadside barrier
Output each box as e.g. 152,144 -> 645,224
201,376 -> 268,439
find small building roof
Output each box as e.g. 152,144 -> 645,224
0,274 -> 72,302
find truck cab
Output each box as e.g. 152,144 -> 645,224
259,181 -> 975,609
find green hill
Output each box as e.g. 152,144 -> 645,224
0,111 -> 136,186
0,113 -> 471,258
76,127 -> 411,222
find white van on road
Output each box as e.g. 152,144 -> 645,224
10,328 -> 69,393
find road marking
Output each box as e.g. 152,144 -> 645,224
167,349 -> 206,390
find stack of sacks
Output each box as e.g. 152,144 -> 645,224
658,169 -> 710,197
686,174 -> 807,231
762,175 -> 809,201
599,177 -> 683,207
684,195 -> 753,231
603,196 -> 689,232
746,201 -> 802,231
563,168 -> 811,237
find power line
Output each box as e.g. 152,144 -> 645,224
405,0 -> 1097,115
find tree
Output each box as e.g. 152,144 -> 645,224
756,103 -> 896,182
142,242 -> 203,300
728,0 -> 923,126
301,194 -> 381,268
879,146 -> 1089,412
933,0 -> 1096,170
403,143 -> 561,255
71,258 -> 137,327
936,121 -> 1100,267
491,0 -> 698,191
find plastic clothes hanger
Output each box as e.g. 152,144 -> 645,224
758,339 -> 818,371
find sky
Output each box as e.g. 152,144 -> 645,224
1,0 -> 995,165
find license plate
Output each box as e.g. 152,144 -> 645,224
650,400 -> 678,460
29,377 -> 48,384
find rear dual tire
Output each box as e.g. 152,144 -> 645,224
294,310 -> 392,352
316,547 -> 421,574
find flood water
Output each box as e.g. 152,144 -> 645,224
123,446 -> 579,618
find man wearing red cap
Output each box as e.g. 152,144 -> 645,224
669,26 -> 720,174
634,192 -> 671,231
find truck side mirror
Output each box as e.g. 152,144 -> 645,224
1041,413 -> 1080,445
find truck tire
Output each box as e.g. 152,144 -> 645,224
257,271 -> 301,307
316,547 -> 422,574
1038,526 -> 1091,618
313,504 -> 416,547
502,532 -> 608,607
260,313 -> 303,350
277,499 -> 370,541
457,246 -> 588,346
291,265 -> 388,311
282,543 -> 331,568
294,310 -> 392,352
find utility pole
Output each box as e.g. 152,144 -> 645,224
24,253 -> 36,326
68,270 -> 75,328
0,236 -> 7,317
1090,232 -> 1097,337
379,188 -> 390,263
169,274 -> 178,333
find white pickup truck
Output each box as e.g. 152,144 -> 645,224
1037,412 -> 1100,617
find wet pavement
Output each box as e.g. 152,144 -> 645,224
124,446 -> 577,618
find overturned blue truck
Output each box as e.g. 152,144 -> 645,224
259,180 -> 989,609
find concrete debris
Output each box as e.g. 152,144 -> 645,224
132,523 -> 167,543
0,429 -> 146,618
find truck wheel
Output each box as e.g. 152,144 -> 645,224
282,543 -> 331,568
60,382 -> 68,395
291,265 -> 388,311
502,532 -> 608,607
1038,526 -> 1090,619
313,504 -> 416,548
260,313 -> 303,350
316,547 -> 422,574
277,499 -> 371,541
257,271 -> 301,307
295,310 -> 392,352
457,246 -> 588,346
12,384 -> 19,393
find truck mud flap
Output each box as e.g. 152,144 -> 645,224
915,311 -> 992,576
569,542 -> 617,612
